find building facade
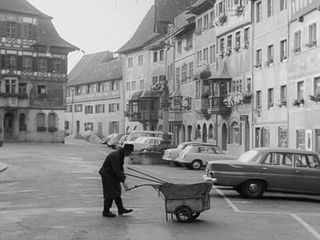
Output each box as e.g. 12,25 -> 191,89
65,51 -> 124,137
0,0 -> 77,143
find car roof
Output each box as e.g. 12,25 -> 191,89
253,147 -> 319,155
184,142 -> 219,147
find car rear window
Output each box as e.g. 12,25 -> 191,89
238,150 -> 261,163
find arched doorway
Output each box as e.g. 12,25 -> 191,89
187,125 -> 192,141
245,121 -> 250,151
221,123 -> 228,151
181,125 -> 186,143
202,123 -> 207,143
4,112 -> 15,140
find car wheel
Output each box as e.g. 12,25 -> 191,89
191,160 -> 202,170
240,180 -> 265,199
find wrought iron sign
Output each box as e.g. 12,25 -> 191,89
170,96 -> 191,111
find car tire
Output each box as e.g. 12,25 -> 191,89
191,160 -> 202,170
240,180 -> 265,199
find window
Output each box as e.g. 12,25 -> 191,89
256,49 -> 262,67
256,2 -> 262,22
140,79 -> 145,90
110,80 -> 119,91
36,113 -> 45,129
230,122 -> 240,144
296,129 -> 305,150
48,113 -> 56,131
186,34 -> 193,49
268,88 -> 274,108
22,57 -> 33,71
280,85 -> 287,105
203,48 -> 208,63
109,103 -> 119,112
244,27 -> 250,44
22,23 -> 33,39
227,35 -> 232,50
278,127 -> 288,147
196,50 -> 202,66
84,122 -> 93,131
232,79 -> 242,92
153,51 -> 158,62
159,50 -> 164,61
280,39 -> 287,61
210,45 -> 216,63
309,23 -> 317,45
38,58 -> 47,72
235,31 -> 241,48
5,79 -> 17,93
280,0 -> 287,11
52,59 -> 62,73
209,10 -> 215,27
294,31 -> 301,52
18,82 -> 27,94
176,67 -> 180,83
188,62 -> 193,80
128,57 -> 133,68
37,85 -> 46,96
126,82 -> 130,91
85,105 -> 93,114
75,104 -> 83,112
267,44 -> 274,64
138,55 -> 143,66
95,104 -> 105,113
267,0 -> 273,17
181,63 -> 188,82
177,40 -> 182,53
19,113 -> 26,131
219,38 -> 225,52
256,90 -> 261,108
203,14 -> 209,30
6,55 -> 17,70
131,80 -> 136,91
297,81 -> 304,100
197,18 -> 202,34
314,77 -> 320,95
6,22 -> 16,38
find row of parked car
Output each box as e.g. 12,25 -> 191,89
162,141 -> 320,199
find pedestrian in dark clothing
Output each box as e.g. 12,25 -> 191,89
99,143 -> 134,217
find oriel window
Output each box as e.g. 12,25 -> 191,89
5,79 -> 17,94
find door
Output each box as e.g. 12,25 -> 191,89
98,122 -> 103,137
221,123 -> 227,151
4,113 -> 15,139
293,154 -> 320,194
76,121 -> 80,134
245,121 -> 250,151
260,152 -> 294,191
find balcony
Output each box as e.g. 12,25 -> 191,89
127,112 -> 140,122
139,110 -> 159,122
208,96 -> 231,115
194,97 -> 210,118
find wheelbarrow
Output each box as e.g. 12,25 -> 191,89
125,167 -> 213,223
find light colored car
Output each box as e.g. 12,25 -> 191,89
125,136 -> 162,152
163,142 -> 212,166
100,133 -> 117,145
176,144 -> 236,170
203,148 -> 320,198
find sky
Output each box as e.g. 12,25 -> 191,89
27,0 -> 154,72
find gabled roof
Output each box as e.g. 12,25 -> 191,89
210,62 -> 232,79
117,5 -> 160,54
0,0 -> 51,18
34,18 -> 78,51
68,51 -> 122,86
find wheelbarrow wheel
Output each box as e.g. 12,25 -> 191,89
175,206 -> 192,223
191,212 -> 200,220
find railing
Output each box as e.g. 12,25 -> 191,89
209,96 -> 231,115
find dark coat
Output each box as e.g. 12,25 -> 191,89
99,149 -> 126,198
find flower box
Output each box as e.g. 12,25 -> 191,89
310,93 -> 320,102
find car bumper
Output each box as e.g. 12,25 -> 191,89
203,174 -> 217,183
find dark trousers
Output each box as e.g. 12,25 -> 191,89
101,176 -> 124,212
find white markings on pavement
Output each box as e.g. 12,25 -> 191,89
291,214 -> 320,240
213,186 -> 240,212
0,190 -> 37,195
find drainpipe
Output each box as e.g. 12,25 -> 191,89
250,0 -> 255,149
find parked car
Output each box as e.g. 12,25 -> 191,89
176,144 -> 236,170
100,133 -> 117,145
203,148 -> 320,198
163,141 -> 212,166
125,136 -> 162,152
117,134 -> 129,148
107,133 -> 126,149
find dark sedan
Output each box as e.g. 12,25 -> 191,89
203,148 -> 320,198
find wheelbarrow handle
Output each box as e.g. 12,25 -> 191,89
126,184 -> 158,191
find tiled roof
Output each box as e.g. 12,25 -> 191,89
34,18 -> 78,51
117,5 -> 160,54
0,0 -> 51,18
68,51 -> 122,86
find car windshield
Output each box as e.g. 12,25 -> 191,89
238,150 -> 262,163
177,143 -> 188,150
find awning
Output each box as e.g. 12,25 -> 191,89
140,90 -> 159,98
209,62 -> 232,79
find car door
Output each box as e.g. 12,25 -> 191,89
293,154 -> 320,194
260,152 -> 294,191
